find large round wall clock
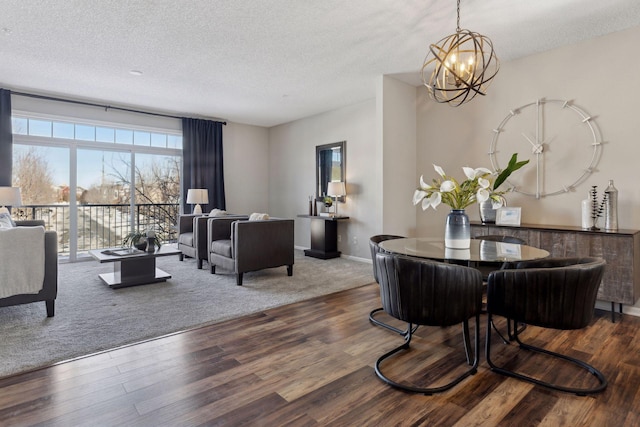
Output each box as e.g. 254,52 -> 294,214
488,98 -> 603,198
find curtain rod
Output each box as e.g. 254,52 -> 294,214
9,90 -> 227,125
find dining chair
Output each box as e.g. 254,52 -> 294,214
473,234 -> 528,340
374,252 -> 483,395
368,234 -> 416,336
485,256 -> 608,395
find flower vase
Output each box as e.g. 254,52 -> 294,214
479,196 -> 506,224
445,209 -> 471,249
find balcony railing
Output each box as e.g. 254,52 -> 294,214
13,203 -> 179,256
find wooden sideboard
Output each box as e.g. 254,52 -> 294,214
471,222 -> 640,310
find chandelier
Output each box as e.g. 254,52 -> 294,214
421,0 -> 499,107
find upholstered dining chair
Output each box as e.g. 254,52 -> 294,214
473,234 -> 528,339
374,252 -> 483,395
368,234 -> 414,336
485,257 -> 607,395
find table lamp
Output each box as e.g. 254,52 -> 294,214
0,187 -> 22,214
326,181 -> 346,217
186,189 -> 208,214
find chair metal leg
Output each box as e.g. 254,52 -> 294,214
507,318 -> 527,339
369,307 -> 418,336
489,317 -> 526,345
462,319 -> 473,365
375,315 -> 479,395
611,302 -> 623,323
486,313 -> 607,395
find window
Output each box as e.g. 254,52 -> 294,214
11,114 -> 183,260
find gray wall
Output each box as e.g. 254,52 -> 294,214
269,100 -> 378,260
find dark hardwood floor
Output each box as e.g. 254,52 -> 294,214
1,283 -> 639,426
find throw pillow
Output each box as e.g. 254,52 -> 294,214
249,213 -> 270,221
209,209 -> 227,217
0,213 -> 15,229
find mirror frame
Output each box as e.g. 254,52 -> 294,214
315,141 -> 346,202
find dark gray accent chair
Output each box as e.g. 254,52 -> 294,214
208,218 -> 294,286
368,234 -> 416,336
486,256 -> 607,395
0,220 -> 58,317
177,214 -> 248,269
374,252 -> 483,395
177,214 -> 206,268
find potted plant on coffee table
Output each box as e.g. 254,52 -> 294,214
122,229 -> 162,251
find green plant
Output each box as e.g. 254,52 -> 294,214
413,153 -> 529,211
122,230 -> 162,249
492,153 -> 529,192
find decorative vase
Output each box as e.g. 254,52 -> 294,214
146,236 -> 156,252
445,209 -> 471,249
581,192 -> 591,229
134,239 -> 147,251
479,196 -> 505,224
604,179 -> 618,231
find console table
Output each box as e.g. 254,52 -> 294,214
471,222 -> 640,321
298,215 -> 349,259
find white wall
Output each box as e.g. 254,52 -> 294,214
11,94 -> 182,132
379,76 -> 417,237
269,100 -> 378,259
413,25 -> 640,312
222,122 -> 270,215
415,24 -> 640,234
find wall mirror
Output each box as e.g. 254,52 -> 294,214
316,141 -> 346,201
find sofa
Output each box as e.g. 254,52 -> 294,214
208,217 -> 294,285
177,213 -> 248,269
0,220 -> 58,317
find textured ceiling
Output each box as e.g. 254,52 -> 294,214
2,0 -> 640,127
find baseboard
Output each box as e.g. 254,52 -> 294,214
340,254 -> 370,264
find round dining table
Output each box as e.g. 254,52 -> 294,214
378,237 -> 549,264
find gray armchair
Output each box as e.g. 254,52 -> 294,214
178,214 -> 249,269
208,218 -> 294,286
177,214 -> 207,269
0,220 -> 58,317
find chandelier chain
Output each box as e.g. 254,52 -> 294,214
456,0 -> 461,32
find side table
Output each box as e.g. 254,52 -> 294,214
298,215 -> 349,259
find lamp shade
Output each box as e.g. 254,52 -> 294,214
326,182 -> 346,197
0,187 -> 22,207
186,189 -> 208,205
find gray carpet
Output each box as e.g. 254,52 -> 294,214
0,249 -> 373,378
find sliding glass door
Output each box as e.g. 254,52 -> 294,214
76,148 -> 132,256
11,114 -> 182,261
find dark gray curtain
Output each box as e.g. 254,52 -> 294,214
182,118 -> 225,213
0,89 -> 12,186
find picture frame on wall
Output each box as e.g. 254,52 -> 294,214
496,207 -> 521,226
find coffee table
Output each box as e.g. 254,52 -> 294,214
89,244 -> 182,289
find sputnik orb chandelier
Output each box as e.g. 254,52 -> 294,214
421,0 -> 499,107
